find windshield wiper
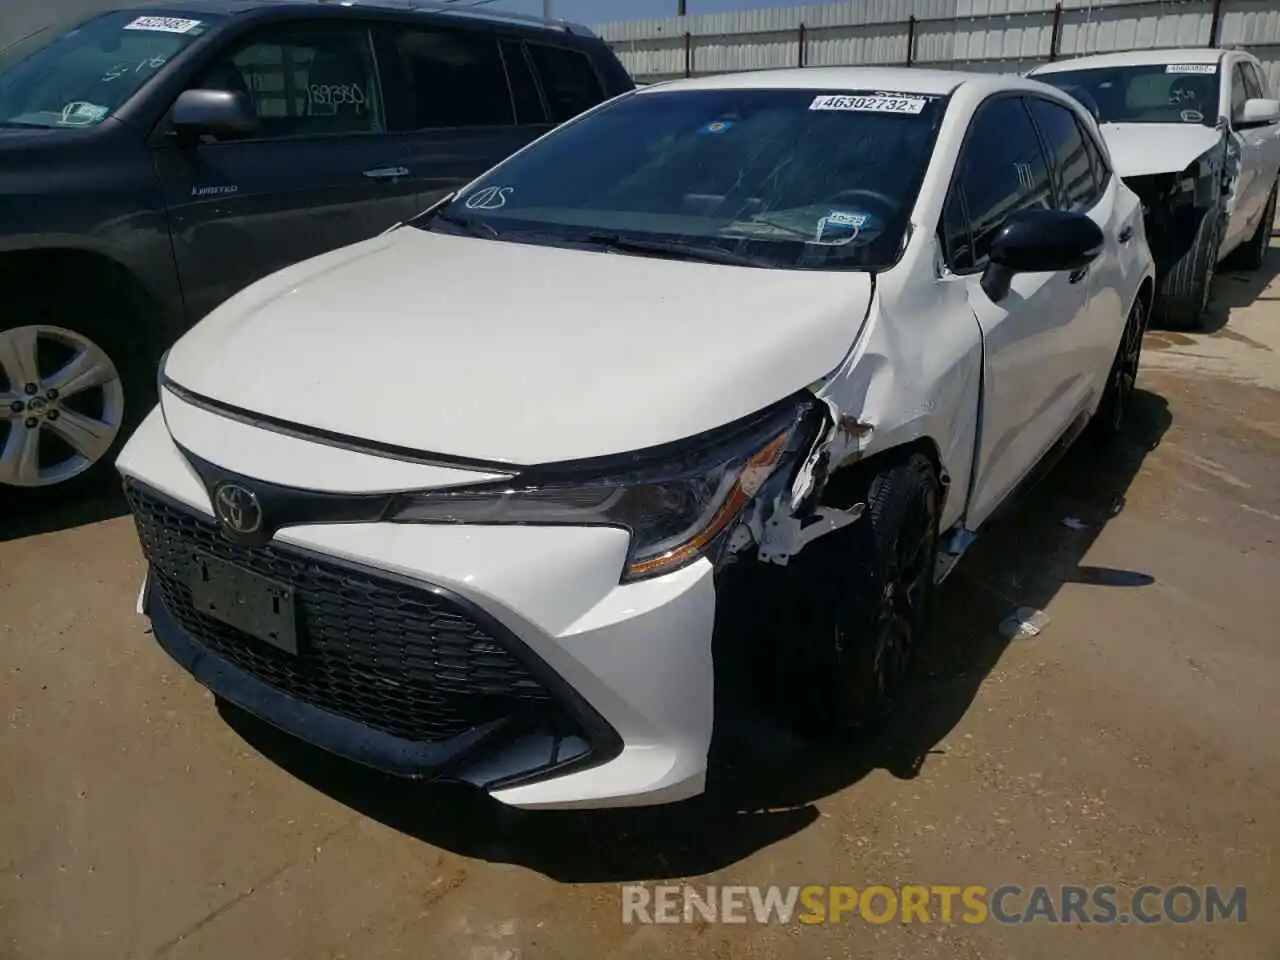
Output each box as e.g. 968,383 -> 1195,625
427,209 -> 500,239
584,232 -> 773,268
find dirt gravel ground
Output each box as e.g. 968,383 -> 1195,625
3,246 -> 1279,960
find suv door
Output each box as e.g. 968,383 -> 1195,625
1231,60 -> 1280,243
941,95 -> 1093,529
1223,58 -> 1266,251
1027,95 -> 1140,399
152,19 -> 421,323
374,24 -> 546,210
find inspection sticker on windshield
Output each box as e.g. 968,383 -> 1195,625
810,93 -> 926,114
1165,63 -> 1216,74
123,16 -> 204,34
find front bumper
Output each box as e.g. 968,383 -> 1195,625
118,405 -> 716,810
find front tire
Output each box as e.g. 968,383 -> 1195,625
1091,295 -> 1147,442
1154,204 -> 1221,331
768,453 -> 940,735
0,295 -> 150,505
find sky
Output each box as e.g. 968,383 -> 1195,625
471,0 -> 815,27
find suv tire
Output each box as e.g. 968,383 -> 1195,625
1155,203 -> 1221,331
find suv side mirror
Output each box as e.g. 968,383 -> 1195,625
981,208 -> 1104,302
1234,97 -> 1280,129
170,89 -> 257,139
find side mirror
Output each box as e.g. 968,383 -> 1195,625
1234,97 -> 1280,129
981,208 -> 1104,302
170,89 -> 257,140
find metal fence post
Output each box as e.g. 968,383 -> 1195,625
798,22 -> 807,67
906,15 -> 917,66
1049,3 -> 1063,60
1208,0 -> 1224,46
684,30 -> 692,77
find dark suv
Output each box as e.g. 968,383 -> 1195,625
0,1 -> 632,501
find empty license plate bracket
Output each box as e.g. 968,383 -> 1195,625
188,551 -> 298,655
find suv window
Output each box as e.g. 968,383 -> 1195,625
1240,61 -> 1266,100
386,27 -> 513,129
196,23 -> 384,138
499,39 -> 548,125
1230,61 -> 1251,121
1247,62 -> 1273,99
1028,97 -> 1099,211
943,96 -> 1053,271
526,43 -> 604,122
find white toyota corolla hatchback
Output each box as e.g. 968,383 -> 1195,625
119,67 -> 1154,810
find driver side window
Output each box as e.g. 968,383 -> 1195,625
941,96 -> 1053,271
191,22 -> 385,140
1230,62 -> 1251,123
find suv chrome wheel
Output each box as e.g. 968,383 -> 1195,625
0,325 -> 125,488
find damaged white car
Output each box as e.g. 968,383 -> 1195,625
118,67 -> 1154,810
1030,48 -> 1280,329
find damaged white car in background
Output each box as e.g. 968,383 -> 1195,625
117,67 -> 1154,810
1031,48 -> 1280,330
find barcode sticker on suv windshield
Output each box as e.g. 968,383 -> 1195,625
810,93 -> 927,115
123,16 -> 204,34
1165,63 -> 1216,74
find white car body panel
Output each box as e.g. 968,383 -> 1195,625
1097,122 -> 1225,179
166,227 -> 873,465
119,66 -> 1156,809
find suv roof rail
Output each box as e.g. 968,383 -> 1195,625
405,0 -> 598,38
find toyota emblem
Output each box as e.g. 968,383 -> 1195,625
213,483 -> 262,535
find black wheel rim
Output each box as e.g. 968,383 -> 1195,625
1111,302 -> 1144,430
870,486 -> 935,700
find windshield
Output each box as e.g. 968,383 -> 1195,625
419,87 -> 950,271
0,9 -> 221,129
1036,63 -> 1221,126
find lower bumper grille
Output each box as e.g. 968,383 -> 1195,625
124,480 -> 555,744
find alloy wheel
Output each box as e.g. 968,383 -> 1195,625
869,485 -> 935,701
1110,302 -> 1145,432
0,325 -> 125,488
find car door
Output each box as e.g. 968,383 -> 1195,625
1026,95 -> 1138,403
1244,60 -> 1280,187
941,95 -> 1093,529
1222,59 -> 1265,252
372,23 -> 551,211
1235,61 -> 1280,228
152,19 -> 421,323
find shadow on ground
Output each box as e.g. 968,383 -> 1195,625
220,389 -> 1172,883
0,485 -> 129,542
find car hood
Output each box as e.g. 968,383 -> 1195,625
1098,122 -> 1223,179
164,227 -> 872,465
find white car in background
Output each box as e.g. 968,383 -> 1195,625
118,67 -> 1153,810
1030,48 -> 1280,329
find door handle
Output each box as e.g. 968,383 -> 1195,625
1118,225 -> 1133,243
1069,265 -> 1089,284
363,166 -> 410,181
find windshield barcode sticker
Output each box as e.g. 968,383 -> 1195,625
1165,63 -> 1216,74
123,16 -> 204,34
810,94 -> 927,114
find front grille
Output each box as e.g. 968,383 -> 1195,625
124,481 -> 554,744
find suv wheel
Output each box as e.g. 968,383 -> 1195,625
1155,204 -> 1221,331
767,453 -> 940,734
1,303 -> 146,501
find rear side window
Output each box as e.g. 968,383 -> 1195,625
387,27 -> 513,129
197,22 -> 385,139
944,96 -> 1053,270
1028,97 -> 1099,211
500,39 -> 548,125
526,43 -> 604,122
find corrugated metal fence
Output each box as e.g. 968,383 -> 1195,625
593,0 -> 1280,89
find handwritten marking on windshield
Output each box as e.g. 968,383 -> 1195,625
101,57 -> 168,82
465,186 -> 513,210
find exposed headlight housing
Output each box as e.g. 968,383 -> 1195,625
387,394 -> 823,582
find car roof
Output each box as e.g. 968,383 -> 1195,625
108,0 -> 598,38
640,66 -> 1043,98
1030,47 -> 1228,74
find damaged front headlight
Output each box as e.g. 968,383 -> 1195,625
386,393 -> 824,582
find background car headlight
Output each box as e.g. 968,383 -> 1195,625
386,393 -> 823,582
